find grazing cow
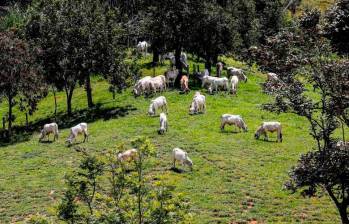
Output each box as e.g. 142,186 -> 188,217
255,122 -> 282,142
213,77 -> 229,92
165,68 -> 179,87
172,148 -> 193,171
39,122 -> 59,142
118,148 -> 138,162
216,62 -> 224,77
66,123 -> 89,145
227,67 -> 247,83
336,140 -> 349,149
189,92 -> 206,114
220,114 -> 248,132
150,75 -> 167,93
158,113 -> 168,135
230,76 -> 239,95
148,96 -> 168,116
180,75 -> 190,93
201,75 -> 216,88
133,76 -> 152,97
137,41 -> 149,55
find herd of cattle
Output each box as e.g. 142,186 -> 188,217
37,58 -> 284,171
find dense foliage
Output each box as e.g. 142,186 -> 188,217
250,8 -> 349,224
0,31 -> 44,137
25,0 -> 127,114
323,0 -> 349,55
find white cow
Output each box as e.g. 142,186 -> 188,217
172,148 -> 193,171
165,69 -> 179,87
66,123 -> 89,145
255,122 -> 282,142
137,41 -> 149,55
230,76 -> 239,95
158,113 -> 168,135
133,76 -> 152,96
213,77 -> 229,92
227,67 -> 247,83
189,92 -> 206,114
220,114 -> 248,132
39,122 -> 59,142
118,148 -> 138,162
201,75 -> 216,88
150,75 -> 167,93
148,96 -> 168,116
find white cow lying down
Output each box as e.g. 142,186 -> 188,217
39,122 -> 59,142
66,123 -> 89,145
220,114 -> 248,132
172,148 -> 193,171
255,121 -> 282,142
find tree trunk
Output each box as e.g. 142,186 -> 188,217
25,113 -> 29,130
174,47 -> 182,87
85,75 -> 94,108
339,204 -> 349,224
66,88 -> 74,116
52,86 -> 57,121
205,55 -> 212,73
2,116 -> 5,130
7,95 -> 12,137
175,47 -> 182,72
152,47 -> 160,66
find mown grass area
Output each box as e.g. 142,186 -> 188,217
0,55 -> 340,223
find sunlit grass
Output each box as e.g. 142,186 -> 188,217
0,56 -> 341,223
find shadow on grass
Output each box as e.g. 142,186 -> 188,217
0,103 -> 137,146
169,167 -> 185,173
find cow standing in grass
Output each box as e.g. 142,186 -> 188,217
220,114 -> 248,132
66,123 -> 89,145
39,123 -> 59,142
255,122 -> 282,142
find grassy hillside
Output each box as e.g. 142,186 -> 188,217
0,56 -> 340,223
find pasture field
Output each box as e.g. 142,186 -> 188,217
0,56 -> 340,223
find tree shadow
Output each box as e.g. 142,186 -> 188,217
0,103 -> 137,146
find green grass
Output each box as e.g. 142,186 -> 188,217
0,56 -> 341,223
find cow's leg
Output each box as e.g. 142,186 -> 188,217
173,159 -> 176,168
220,123 -> 225,131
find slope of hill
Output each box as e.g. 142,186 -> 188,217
0,56 -> 340,223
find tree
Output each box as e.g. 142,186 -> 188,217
0,31 -> 44,137
26,0 -> 127,114
190,2 -> 239,70
251,10 -> 349,223
323,0 -> 349,55
147,0 -> 200,71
